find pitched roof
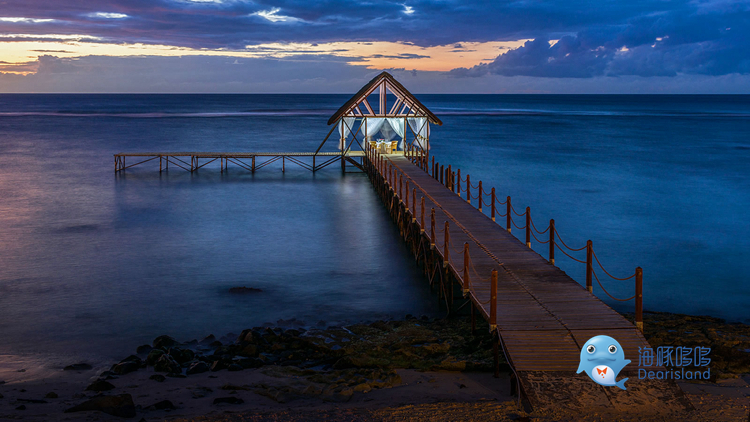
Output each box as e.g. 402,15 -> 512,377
327,71 -> 442,126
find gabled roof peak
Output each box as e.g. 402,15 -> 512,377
327,71 -> 442,126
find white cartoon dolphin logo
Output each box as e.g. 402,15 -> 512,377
577,335 -> 630,390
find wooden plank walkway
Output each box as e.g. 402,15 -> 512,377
374,154 -> 690,413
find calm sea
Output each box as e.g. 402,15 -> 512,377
0,94 -> 748,371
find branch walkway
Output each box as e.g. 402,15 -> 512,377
366,148 -> 691,413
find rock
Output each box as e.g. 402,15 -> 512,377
136,344 -> 152,354
18,398 -> 47,403
120,355 -> 143,365
168,347 -> 194,365
99,371 -> 118,379
154,355 -> 181,374
64,394 -> 136,418
238,329 -> 254,344
149,374 -> 166,382
152,335 -> 178,350
238,357 -> 265,369
113,361 -> 140,375
213,396 -> 244,405
228,286 -> 262,294
146,349 -> 165,366
166,373 -> 187,378
209,340 -> 223,347
145,399 -> 176,410
238,344 -> 258,357
199,334 -> 216,345
210,360 -> 229,372
333,356 -> 391,369
228,364 -> 243,372
186,361 -> 209,375
191,387 -> 213,399
64,363 -> 92,371
86,380 -> 116,392
16,405 -> 26,410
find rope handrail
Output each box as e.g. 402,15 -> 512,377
370,153 -> 644,332
554,242 -> 587,264
510,216 -> 526,230
529,215 -> 550,234
593,268 -> 636,301
593,250 -> 637,281
511,204 -> 526,217
530,227 -> 550,244
555,230 -> 587,251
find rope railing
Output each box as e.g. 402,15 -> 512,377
390,149 -> 644,331
365,147 -> 642,332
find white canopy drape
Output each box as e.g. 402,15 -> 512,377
363,117 -> 387,140
408,117 -> 430,150
338,117 -> 356,150
387,118 -> 406,149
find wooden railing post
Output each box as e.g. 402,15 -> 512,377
466,175 -> 471,204
412,189 -> 417,222
525,207 -> 531,248
490,269 -> 497,330
636,267 -> 643,332
491,188 -> 496,222
478,181 -> 483,212
420,197 -> 425,232
457,169 -> 461,197
405,181 -> 410,210
440,164 -> 444,185
431,156 -> 435,177
399,173 -> 403,199
549,219 -> 555,265
506,196 -> 512,232
447,165 -> 452,189
586,240 -> 593,293
430,208 -> 436,249
463,243 -> 470,294
443,221 -> 450,267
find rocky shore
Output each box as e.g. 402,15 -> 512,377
0,311 -> 748,421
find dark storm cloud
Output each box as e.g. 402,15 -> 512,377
452,0 -> 750,78
0,0 -> 700,48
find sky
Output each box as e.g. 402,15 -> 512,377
0,0 -> 749,93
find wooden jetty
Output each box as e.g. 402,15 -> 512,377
114,72 -> 691,414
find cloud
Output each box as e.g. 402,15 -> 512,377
86,12 -> 129,19
451,1 -> 750,78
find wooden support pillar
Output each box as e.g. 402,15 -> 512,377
420,197 -> 425,233
586,240 -> 593,293
159,155 -> 162,172
549,219 -> 555,265
457,169 -> 461,197
463,242 -> 470,294
493,335 -> 500,379
283,156 -> 285,172
478,181 -> 483,212
636,267 -> 643,332
443,221 -> 450,268
506,197 -> 512,232
412,189 -> 417,222
491,188 -> 496,221
252,156 -> 256,173
430,208 -> 436,249
490,269 -> 497,331
525,207 -> 531,248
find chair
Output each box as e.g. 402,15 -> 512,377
389,141 -> 398,154
369,140 -> 377,151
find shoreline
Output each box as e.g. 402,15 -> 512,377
0,311 -> 748,421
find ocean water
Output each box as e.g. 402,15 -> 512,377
0,94 -> 748,371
